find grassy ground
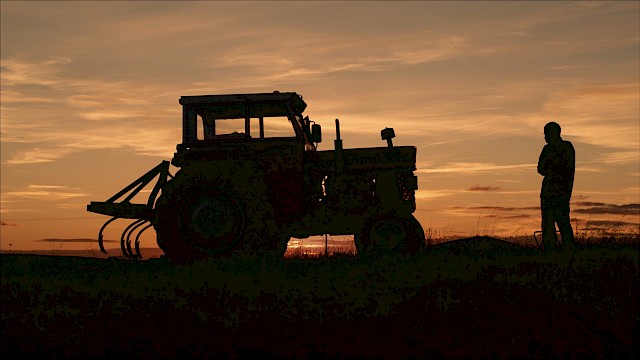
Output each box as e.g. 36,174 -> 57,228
1,236 -> 638,359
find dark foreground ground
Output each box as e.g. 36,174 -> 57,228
2,237 -> 638,359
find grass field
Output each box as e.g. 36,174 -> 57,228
1,235 -> 638,359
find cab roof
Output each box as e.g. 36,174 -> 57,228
179,92 -> 307,113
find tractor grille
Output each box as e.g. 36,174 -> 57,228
396,172 -> 418,201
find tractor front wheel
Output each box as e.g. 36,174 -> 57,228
355,214 -> 425,258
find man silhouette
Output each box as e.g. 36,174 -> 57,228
537,122 -> 576,252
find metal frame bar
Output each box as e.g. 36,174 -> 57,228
533,230 -> 563,250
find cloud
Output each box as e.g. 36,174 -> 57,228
572,218 -> 640,232
592,151 -> 640,166
444,206 -> 539,221
3,3 -> 637,168
468,185 -> 502,192
417,163 -> 536,174
574,201 -> 606,207
0,90 -> 58,105
579,220 -> 639,228
4,190 -> 89,201
415,189 -> 455,200
1,57 -> 180,165
3,116 -> 178,165
28,185 -> 68,189
4,148 -> 76,165
574,203 -> 640,215
36,238 -> 117,243
468,206 -> 539,212
0,57 -> 68,87
539,83 -> 639,151
483,214 -> 532,219
1,221 -> 18,226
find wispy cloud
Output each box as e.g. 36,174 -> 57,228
467,206 -> 540,212
2,85 -> 179,164
415,189 -> 455,200
539,83 -> 639,151
4,189 -> 89,201
483,214 -> 532,219
417,163 -> 535,174
436,205 -> 540,228
4,148 -> 76,165
36,238 -> 116,243
0,90 -> 58,105
28,185 -> 68,189
1,221 -> 18,226
468,185 -> 502,192
0,57 -> 70,87
1,56 -> 181,165
575,219 -> 639,230
591,151 -> 640,166
574,203 -> 640,215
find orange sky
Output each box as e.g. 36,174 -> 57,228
1,1 -> 638,251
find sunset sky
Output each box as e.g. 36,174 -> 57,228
1,1 -> 638,252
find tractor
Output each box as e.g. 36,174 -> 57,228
87,92 -> 425,263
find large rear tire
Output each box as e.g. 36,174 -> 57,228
355,213 -> 425,258
154,172 -> 279,264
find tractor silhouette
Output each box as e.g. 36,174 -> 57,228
87,92 -> 425,263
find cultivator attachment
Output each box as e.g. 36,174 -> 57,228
88,161 -> 172,258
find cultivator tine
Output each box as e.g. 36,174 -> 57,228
134,223 -> 153,259
98,217 -> 119,254
125,220 -> 148,259
121,219 -> 147,258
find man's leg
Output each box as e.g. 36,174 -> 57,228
554,196 -> 575,250
541,197 -> 558,252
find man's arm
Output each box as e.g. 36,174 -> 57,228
537,145 -> 549,176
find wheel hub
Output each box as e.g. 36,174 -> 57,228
181,193 -> 244,253
369,217 -> 407,251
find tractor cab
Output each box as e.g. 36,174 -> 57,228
177,91 -> 321,150
171,92 -> 320,219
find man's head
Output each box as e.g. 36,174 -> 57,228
544,122 -> 562,144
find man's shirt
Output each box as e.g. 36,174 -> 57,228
538,139 -> 575,198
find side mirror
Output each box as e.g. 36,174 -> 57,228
311,124 -> 322,143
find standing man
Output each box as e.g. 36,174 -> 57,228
537,122 -> 576,252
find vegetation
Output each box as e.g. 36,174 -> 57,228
1,235 -> 638,359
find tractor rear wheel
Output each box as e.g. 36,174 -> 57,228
355,213 -> 425,258
154,173 -> 279,264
